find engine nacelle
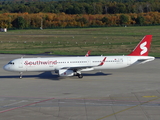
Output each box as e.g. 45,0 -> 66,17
58,69 -> 74,76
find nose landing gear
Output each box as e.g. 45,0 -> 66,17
20,72 -> 23,79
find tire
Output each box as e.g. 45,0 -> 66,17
78,74 -> 83,78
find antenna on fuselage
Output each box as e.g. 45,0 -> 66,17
21,55 -> 25,59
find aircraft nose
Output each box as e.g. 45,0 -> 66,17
3,65 -> 9,71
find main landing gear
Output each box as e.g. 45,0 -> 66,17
74,71 -> 83,78
77,73 -> 83,78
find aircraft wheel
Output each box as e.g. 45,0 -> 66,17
78,74 -> 83,78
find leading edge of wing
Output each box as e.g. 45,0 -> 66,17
61,57 -> 106,70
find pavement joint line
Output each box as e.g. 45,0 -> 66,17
0,97 -> 55,114
84,98 -> 89,120
96,96 -> 160,120
134,93 -> 150,120
109,95 -> 118,120
3,100 -> 27,107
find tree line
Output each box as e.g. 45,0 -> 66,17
1,12 -> 160,29
1,0 -> 160,14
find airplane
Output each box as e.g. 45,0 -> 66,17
3,35 -> 155,79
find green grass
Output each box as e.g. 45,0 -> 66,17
0,26 -> 160,56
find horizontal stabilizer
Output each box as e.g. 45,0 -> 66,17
137,56 -> 155,64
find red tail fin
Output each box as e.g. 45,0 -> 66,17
128,35 -> 152,56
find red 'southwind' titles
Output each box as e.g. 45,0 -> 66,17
24,60 -> 57,65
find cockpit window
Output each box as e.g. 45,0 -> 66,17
8,62 -> 14,65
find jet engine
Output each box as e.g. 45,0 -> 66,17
58,69 -> 74,76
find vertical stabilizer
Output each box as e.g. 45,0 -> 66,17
128,35 -> 152,56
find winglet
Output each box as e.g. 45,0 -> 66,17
85,51 -> 91,57
98,57 -> 106,66
128,35 -> 152,56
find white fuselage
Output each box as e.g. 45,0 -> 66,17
3,56 -> 155,72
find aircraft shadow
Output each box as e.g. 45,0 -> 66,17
0,72 -> 59,81
83,72 -> 112,76
0,72 -> 112,80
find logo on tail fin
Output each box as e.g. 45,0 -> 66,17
140,41 -> 147,55
128,35 -> 152,56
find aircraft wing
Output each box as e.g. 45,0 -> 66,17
61,57 -> 106,70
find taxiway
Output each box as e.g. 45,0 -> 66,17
0,54 -> 160,120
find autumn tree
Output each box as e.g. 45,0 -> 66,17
136,16 -> 145,25
120,14 -> 129,25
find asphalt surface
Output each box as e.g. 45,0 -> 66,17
0,54 -> 160,120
